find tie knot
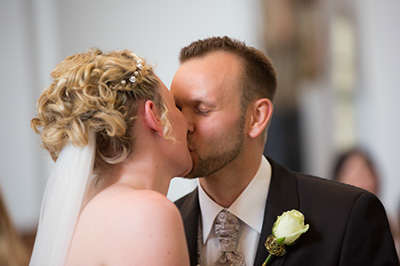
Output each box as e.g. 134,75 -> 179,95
214,210 -> 246,265
214,210 -> 240,251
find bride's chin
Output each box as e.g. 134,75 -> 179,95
180,166 -> 192,178
177,160 -> 193,178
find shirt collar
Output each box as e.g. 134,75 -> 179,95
198,156 -> 271,243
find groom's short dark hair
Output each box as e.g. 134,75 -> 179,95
179,36 -> 278,109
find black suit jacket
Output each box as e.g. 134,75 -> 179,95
175,158 -> 399,265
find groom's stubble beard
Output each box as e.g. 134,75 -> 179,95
184,113 -> 245,179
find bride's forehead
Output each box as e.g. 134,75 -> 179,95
158,82 -> 174,102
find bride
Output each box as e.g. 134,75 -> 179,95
29,48 -> 191,265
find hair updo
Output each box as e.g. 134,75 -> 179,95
31,48 -> 171,173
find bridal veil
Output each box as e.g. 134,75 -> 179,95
29,131 -> 96,266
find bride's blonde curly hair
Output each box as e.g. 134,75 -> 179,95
31,48 -> 171,173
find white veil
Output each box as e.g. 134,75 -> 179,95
30,131 -> 96,266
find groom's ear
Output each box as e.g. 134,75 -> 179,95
248,98 -> 273,138
143,100 -> 163,136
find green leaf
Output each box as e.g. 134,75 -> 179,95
277,237 -> 285,245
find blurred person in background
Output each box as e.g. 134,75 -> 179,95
0,186 -> 30,266
332,147 -> 380,195
333,147 -> 400,257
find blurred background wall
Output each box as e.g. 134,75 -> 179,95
1,0 -> 399,253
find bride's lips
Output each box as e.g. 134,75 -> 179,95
189,147 -> 196,155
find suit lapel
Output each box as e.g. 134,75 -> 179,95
253,158 -> 300,266
178,188 -> 200,266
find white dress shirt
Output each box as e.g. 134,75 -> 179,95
198,156 -> 271,266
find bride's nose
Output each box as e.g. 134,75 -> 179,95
187,120 -> 195,133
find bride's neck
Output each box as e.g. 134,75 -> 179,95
86,154 -> 172,203
111,158 -> 172,193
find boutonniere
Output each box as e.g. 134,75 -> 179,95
262,210 -> 309,266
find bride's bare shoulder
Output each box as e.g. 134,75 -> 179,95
69,186 -> 189,265
80,186 -> 181,232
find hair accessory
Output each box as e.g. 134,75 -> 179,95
129,76 -> 136,84
136,59 -> 143,70
118,59 -> 143,87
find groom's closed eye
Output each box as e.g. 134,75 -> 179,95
195,108 -> 211,115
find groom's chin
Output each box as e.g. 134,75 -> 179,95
182,172 -> 197,180
180,166 -> 199,179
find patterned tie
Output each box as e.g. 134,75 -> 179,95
214,210 -> 246,266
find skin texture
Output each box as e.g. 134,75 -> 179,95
65,81 -> 191,265
66,187 -> 189,265
171,51 -> 273,207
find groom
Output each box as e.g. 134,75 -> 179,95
172,36 -> 399,265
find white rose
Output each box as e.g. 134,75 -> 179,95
272,210 -> 309,245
